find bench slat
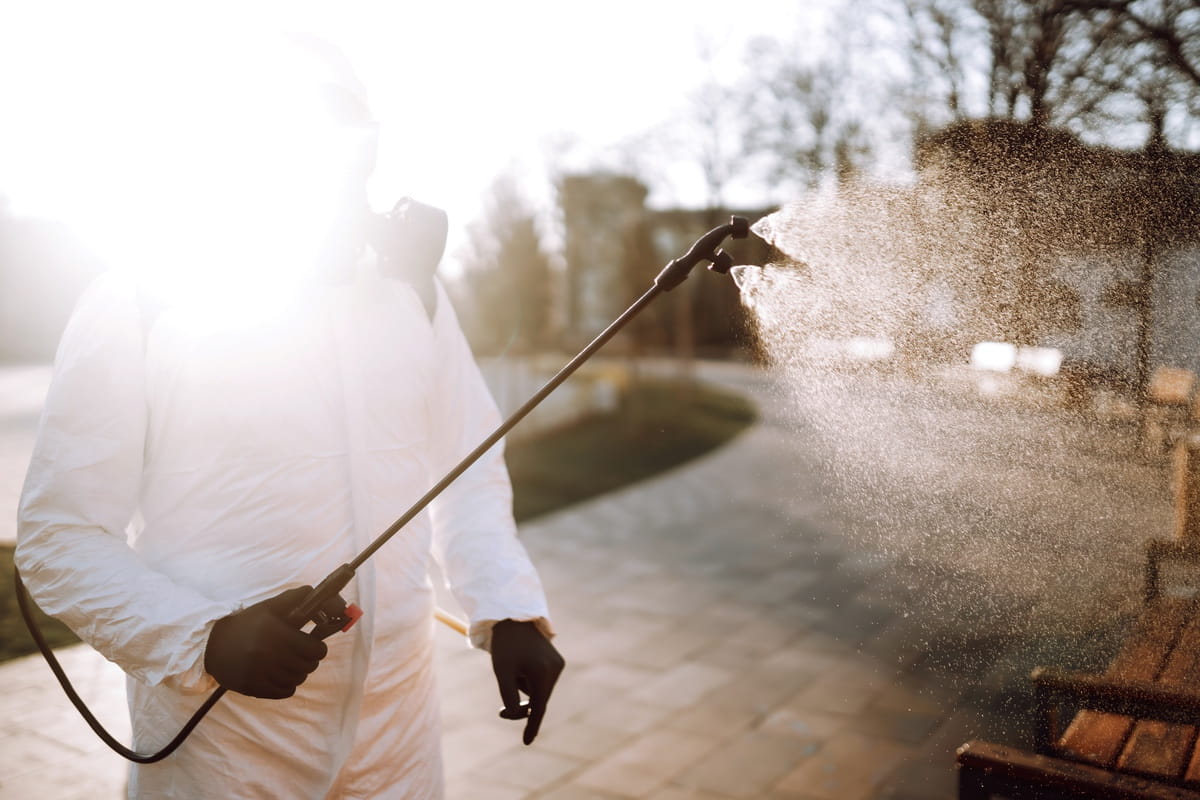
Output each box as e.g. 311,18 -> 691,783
1060,601 -> 1191,767
1118,605 -> 1200,780
1174,613 -> 1200,785
957,739 -> 1200,799
1066,713 -> 1145,767
1185,744 -> 1200,785
1119,722 -> 1195,780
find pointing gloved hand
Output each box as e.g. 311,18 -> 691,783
490,619 -> 565,745
204,586 -> 329,699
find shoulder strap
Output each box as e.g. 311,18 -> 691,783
372,198 -> 445,321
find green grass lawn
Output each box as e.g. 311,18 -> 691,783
507,377 -> 757,521
2,555 -> 79,659
1,376 -> 756,662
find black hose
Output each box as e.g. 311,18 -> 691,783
14,567 -> 225,763
13,283 -> 669,764
14,215 -> 751,763
10,285 -> 668,765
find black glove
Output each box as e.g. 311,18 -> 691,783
204,586 -> 329,699
490,619 -> 564,745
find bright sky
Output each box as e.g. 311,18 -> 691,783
340,1 -> 833,212
0,1 -> 835,274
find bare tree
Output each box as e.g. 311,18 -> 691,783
900,0 -> 979,122
739,35 -> 873,191
456,175 -> 553,356
1100,0 -> 1200,148
689,78 -> 742,209
684,35 -> 746,210
898,0 -> 1199,150
1115,0 -> 1200,88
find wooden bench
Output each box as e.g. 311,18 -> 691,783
957,595 -> 1200,799
1142,368 -> 1199,459
957,428 -> 1200,798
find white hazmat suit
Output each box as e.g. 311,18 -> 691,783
17,263 -> 553,799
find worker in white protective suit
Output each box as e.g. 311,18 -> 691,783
15,34 -> 563,799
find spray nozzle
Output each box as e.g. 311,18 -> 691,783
654,215 -> 751,291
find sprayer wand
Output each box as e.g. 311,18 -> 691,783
287,214 -> 751,627
18,215 -> 750,763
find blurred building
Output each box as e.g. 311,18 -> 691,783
559,173 -> 649,343
914,120 -> 1200,390
558,171 -> 772,356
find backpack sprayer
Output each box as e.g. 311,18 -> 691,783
15,211 -> 751,763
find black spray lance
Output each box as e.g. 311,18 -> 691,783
289,214 -> 752,632
16,212 -> 752,763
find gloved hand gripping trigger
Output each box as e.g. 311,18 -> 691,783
308,593 -> 363,640
287,563 -> 363,640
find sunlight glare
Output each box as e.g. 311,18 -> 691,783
970,342 -> 1017,373
3,14 -> 375,320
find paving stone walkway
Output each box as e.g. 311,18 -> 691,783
0,360 -> 1168,798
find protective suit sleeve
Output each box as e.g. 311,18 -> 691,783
15,272 -> 240,693
426,280 -> 554,651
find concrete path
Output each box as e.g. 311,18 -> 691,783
0,360 -> 1170,798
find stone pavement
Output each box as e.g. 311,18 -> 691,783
0,360 -> 1165,798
